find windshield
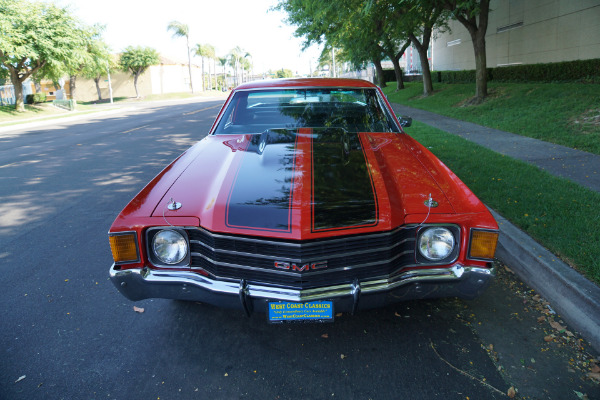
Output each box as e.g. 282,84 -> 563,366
212,88 -> 400,134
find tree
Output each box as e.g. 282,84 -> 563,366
277,1 -> 379,82
195,44 -> 216,91
241,52 -> 252,82
228,46 -> 246,87
0,0 -> 90,111
439,0 -> 490,102
276,68 -> 293,78
276,0 -> 409,89
84,51 -> 116,102
400,1 -> 448,96
218,57 -> 228,89
167,21 -> 194,93
119,46 -> 160,98
65,25 -> 111,102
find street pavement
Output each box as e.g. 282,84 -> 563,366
391,103 -> 600,354
0,98 -> 599,399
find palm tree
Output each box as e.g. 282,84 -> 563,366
242,52 -> 252,83
218,57 -> 228,90
194,44 -> 215,91
228,47 -> 242,87
167,21 -> 194,93
241,57 -> 251,83
203,44 -> 216,90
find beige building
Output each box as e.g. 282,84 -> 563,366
38,56 -> 206,102
432,0 -> 600,71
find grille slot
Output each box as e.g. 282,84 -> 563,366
186,227 -> 417,289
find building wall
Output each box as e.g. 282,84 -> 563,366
432,0 -> 600,71
68,62 -> 203,102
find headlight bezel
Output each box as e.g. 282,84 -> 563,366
146,227 -> 190,268
416,225 -> 460,265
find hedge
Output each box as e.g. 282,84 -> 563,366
436,58 -> 600,84
26,93 -> 47,104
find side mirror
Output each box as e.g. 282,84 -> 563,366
399,116 -> 412,128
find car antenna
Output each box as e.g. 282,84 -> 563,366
163,198 -> 181,226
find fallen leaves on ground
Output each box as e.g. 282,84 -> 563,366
586,372 -> 600,382
549,320 -> 566,331
507,386 -> 516,398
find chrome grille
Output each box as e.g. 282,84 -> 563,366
186,227 -> 417,289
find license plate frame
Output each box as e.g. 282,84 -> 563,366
268,300 -> 334,323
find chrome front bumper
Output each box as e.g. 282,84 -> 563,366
109,264 -> 495,315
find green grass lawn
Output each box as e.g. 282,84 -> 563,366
408,121 -> 600,284
383,81 -> 600,155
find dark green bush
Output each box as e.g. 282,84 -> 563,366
436,59 -> 600,84
26,93 -> 47,104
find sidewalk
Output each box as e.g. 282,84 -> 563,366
391,103 -> 600,353
391,104 -> 600,193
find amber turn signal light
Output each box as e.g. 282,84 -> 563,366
470,230 -> 499,260
109,233 -> 139,263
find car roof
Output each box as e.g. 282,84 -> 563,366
233,78 -> 378,91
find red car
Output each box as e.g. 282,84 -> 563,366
108,78 -> 498,322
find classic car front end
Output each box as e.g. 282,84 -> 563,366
108,78 -> 499,320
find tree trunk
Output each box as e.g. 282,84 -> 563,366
391,57 -> 404,91
373,59 -> 386,88
213,59 -> 216,90
394,41 -> 411,91
472,31 -> 487,101
10,68 -> 25,112
34,81 -> 42,93
69,75 -> 77,101
133,72 -> 141,98
186,37 -> 194,93
409,34 -> 433,96
94,76 -> 103,100
445,0 -> 490,102
201,58 -> 205,91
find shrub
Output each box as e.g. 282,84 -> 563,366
436,59 -> 600,84
26,93 -> 47,104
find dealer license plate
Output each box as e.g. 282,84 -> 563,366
268,301 -> 334,322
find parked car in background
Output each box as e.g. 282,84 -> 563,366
108,78 -> 499,322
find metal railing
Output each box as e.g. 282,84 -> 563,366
52,99 -> 75,111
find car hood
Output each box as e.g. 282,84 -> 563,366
145,129 -> 488,240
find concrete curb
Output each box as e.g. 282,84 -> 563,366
490,208 -> 600,353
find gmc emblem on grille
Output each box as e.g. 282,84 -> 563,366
274,261 -> 328,271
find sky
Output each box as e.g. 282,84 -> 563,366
56,0 -> 323,75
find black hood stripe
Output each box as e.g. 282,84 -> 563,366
311,130 -> 379,232
225,131 -> 298,232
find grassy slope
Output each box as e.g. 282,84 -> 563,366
383,80 -> 600,283
384,82 -> 600,155
408,121 -> 600,283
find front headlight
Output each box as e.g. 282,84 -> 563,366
418,227 -> 455,261
152,229 -> 188,265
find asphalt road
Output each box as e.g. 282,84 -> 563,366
0,98 -> 598,400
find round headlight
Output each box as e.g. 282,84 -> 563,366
418,227 -> 455,261
152,230 -> 188,265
